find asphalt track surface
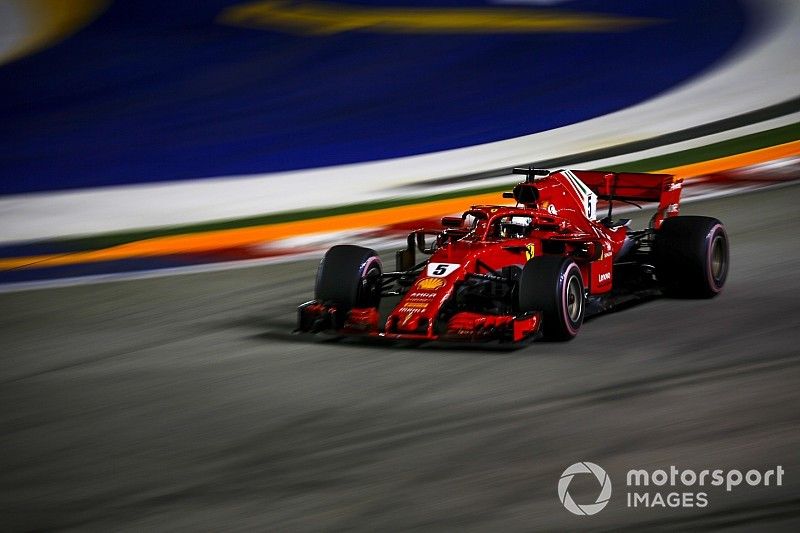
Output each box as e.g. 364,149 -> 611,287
2,184 -> 800,531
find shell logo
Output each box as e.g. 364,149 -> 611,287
416,277 -> 446,291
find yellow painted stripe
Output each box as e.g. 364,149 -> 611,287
4,140 -> 799,272
218,1 -> 658,35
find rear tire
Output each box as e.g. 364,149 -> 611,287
518,256 -> 585,341
315,245 -> 382,309
654,216 -> 728,298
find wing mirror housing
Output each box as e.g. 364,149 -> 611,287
415,231 -> 438,255
441,216 -> 462,228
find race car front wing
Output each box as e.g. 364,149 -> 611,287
297,301 -> 541,343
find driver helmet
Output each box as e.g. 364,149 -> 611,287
499,216 -> 531,238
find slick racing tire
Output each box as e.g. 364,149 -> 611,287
653,216 -> 729,298
518,256 -> 585,341
315,245 -> 382,309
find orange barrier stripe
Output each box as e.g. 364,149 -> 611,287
0,192 -> 506,270
657,139 -> 800,177
4,139 -> 799,272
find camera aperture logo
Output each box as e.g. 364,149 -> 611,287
558,462 -> 612,516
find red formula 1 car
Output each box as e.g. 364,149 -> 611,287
297,168 -> 729,342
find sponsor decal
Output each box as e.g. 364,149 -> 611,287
407,292 -> 436,300
598,272 -> 611,284
416,277 -> 446,291
525,243 -> 536,261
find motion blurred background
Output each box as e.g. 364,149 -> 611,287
1,0 -> 799,530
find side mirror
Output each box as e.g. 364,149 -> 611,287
395,247 -> 415,271
396,233 -> 418,271
415,232 -> 438,254
441,216 -> 462,228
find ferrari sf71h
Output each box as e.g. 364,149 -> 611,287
297,168 -> 729,342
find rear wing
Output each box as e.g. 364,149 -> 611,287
570,170 -> 683,228
569,170 -> 675,202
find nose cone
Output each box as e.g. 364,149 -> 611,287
386,271 -> 457,335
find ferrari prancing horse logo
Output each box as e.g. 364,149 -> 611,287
525,243 -> 536,261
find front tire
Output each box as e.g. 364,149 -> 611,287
518,256 -> 585,341
654,216 -> 729,298
315,245 -> 382,309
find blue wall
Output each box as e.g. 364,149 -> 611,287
0,0 -> 747,194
